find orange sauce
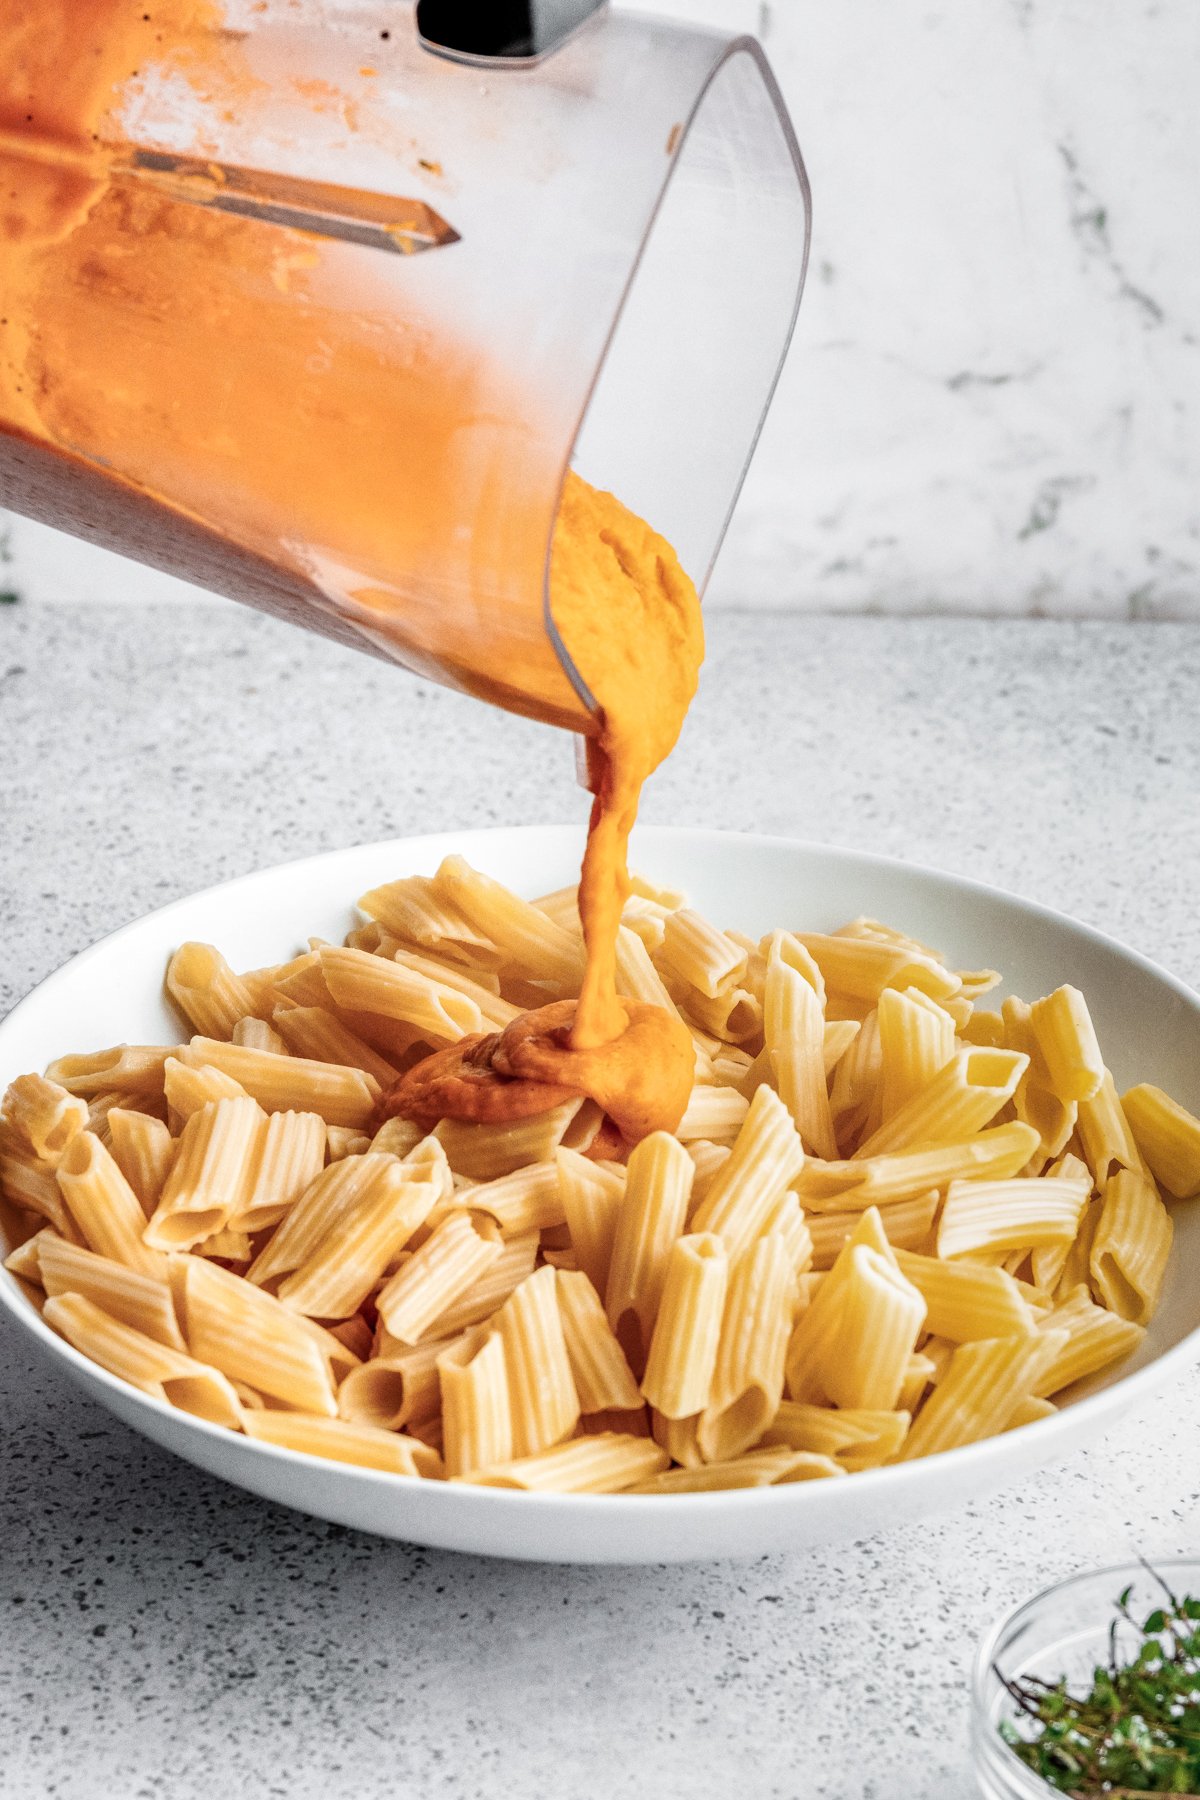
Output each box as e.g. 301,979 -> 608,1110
1,4 -> 706,1142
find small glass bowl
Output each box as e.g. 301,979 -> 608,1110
971,1558 -> 1200,1799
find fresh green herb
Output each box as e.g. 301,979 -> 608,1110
998,1566 -> 1200,1795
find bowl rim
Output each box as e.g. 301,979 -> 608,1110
971,1554 -> 1200,1793
3,822 -> 1200,1517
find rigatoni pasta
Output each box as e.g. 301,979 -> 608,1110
3,856 -> 1189,1498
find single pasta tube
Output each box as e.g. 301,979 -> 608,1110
1120,1083 -> 1200,1199
438,1330 -> 513,1478
763,933 -> 838,1160
890,1248 -> 1036,1341
1029,985 -> 1105,1105
271,1004 -> 400,1089
45,1046 -> 171,1101
57,1131 -> 169,1278
1,1074 -> 89,1162
232,1016 -> 286,1055
357,872 -> 504,970
163,1055 -> 248,1123
640,1234 -> 728,1420
698,1234 -> 794,1462
628,1446 -> 844,1493
806,1191 -> 939,1271
179,1038 -> 379,1130
494,1264 -> 580,1457
375,1210 -> 503,1346
1089,1168 -> 1173,1324
166,942 -> 261,1041
898,1331 -> 1069,1462
432,856 -> 585,990
1033,1286 -> 1145,1397
241,1410 -> 441,1477
854,1048 -> 1028,1160
555,1270 -> 642,1414
144,1096 -> 267,1252
433,1100 -> 584,1183
337,1332 -> 459,1432
556,1147 -> 624,1296
107,1109 -> 176,1219
875,986 -> 957,1126
936,1174 -> 1090,1260
456,1433 -> 667,1493
275,1156 -> 443,1319
689,1085 -> 805,1260
605,1130 -> 695,1373
421,1230 -> 540,1339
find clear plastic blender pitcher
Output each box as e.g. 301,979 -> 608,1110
0,1 -> 810,733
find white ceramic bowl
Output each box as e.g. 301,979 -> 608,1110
3,826 -> 1200,1564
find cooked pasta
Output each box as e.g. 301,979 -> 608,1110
4,858 -> 1187,1496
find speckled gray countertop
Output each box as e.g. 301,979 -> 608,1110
2,602 -> 1199,1800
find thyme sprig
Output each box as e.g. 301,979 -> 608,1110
998,1565 -> 1200,1795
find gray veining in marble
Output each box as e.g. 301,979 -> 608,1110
2,600 -> 1199,1799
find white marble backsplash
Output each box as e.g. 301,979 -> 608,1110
3,0 -> 1197,616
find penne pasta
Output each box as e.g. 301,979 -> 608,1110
0,1133 -> 79,1237
433,856 -> 584,990
854,1048 -> 1027,1160
337,1332 -> 457,1432
1029,985 -> 1105,1105
792,1121 -> 1042,1212
439,1330 -> 513,1477
675,1084 -> 750,1147
891,1248 -> 1037,1341
689,1085 -> 804,1260
1076,1071 -> 1146,1187
556,1146 -> 624,1295
698,1234 -> 793,1462
762,932 -> 837,1160
1,1074 -> 89,1163
794,933 -> 961,1007
163,1055 -> 248,1123
179,1037 -> 379,1130
174,1256 -> 345,1414
875,987 -> 957,1127
276,1155 -> 443,1320
38,1233 -> 187,1350
494,1264 -> 579,1457
166,942 -> 261,1040
242,1410 -> 441,1477
937,1174 -> 1090,1260
433,1100 -> 585,1182
1033,1285 -> 1146,1396
145,1096 -> 266,1251
763,1402 -> 910,1471
897,1330 -> 1069,1462
271,1004 -> 400,1088
46,1045 -> 171,1101
464,1162 -> 565,1236
357,873 -> 504,970
421,1230 -> 540,1339
375,1210 -> 503,1345
1121,1083 -> 1200,1199
806,1190 -> 939,1271
629,1446 -> 844,1492
640,1234 -> 728,1420
605,1130 -> 695,1372
555,1270 -> 642,1414
1089,1168 -> 1173,1325
107,1108 -> 176,1219
232,1015 -> 287,1055
44,1292 -> 243,1428
57,1131 -> 169,1277
457,1433 -> 667,1493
